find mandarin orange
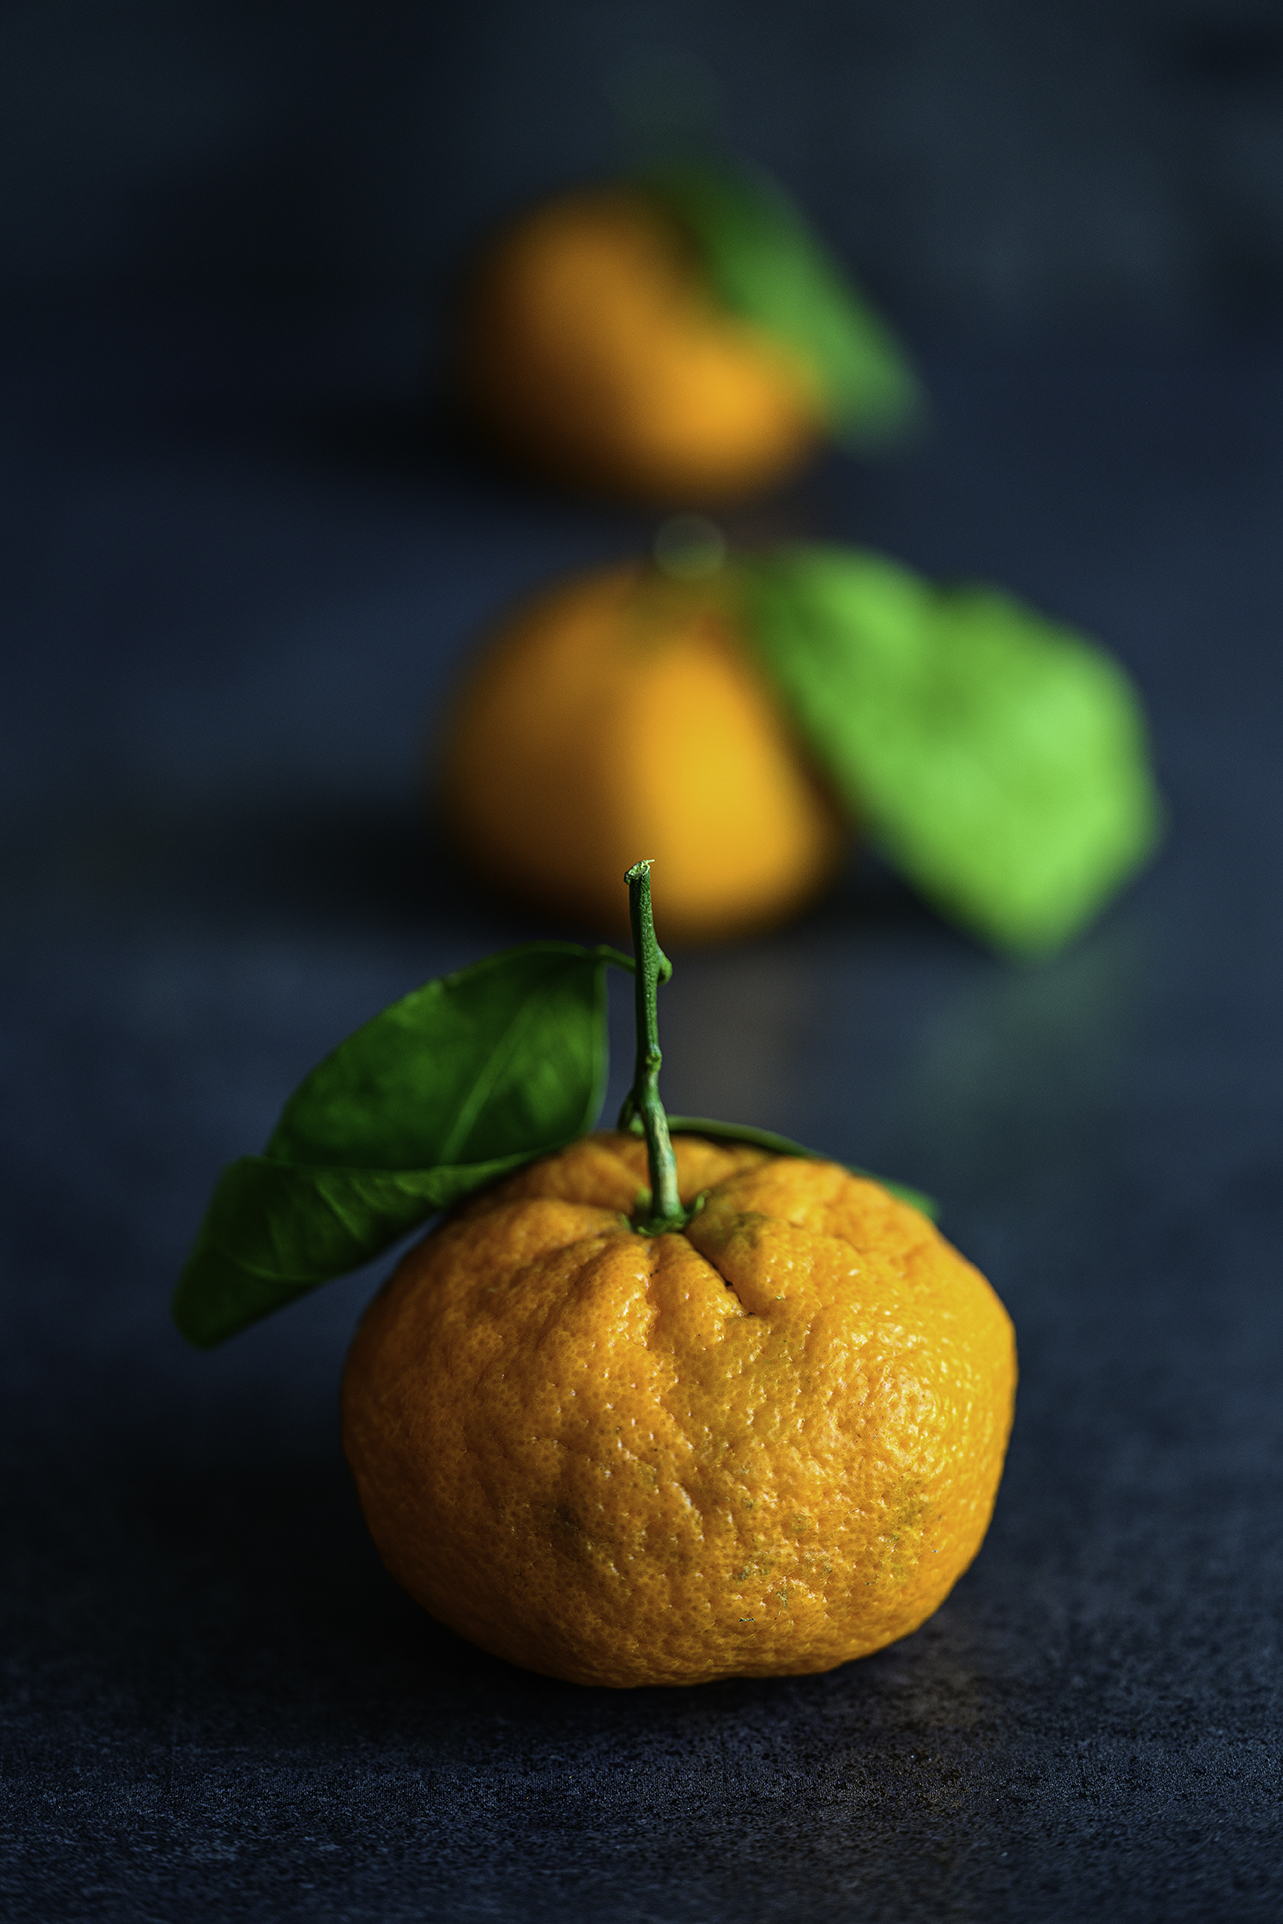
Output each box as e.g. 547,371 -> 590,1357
342,1130 -> 1017,1689
437,560 -> 846,943
457,188 -> 825,500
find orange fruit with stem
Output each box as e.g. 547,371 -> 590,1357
340,863 -> 1017,1687
174,864 -> 1015,1689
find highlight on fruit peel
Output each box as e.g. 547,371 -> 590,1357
455,154 -> 923,502
438,529 -> 1163,955
174,863 -> 1016,1689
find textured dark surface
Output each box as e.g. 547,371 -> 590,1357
3,302 -> 1283,1920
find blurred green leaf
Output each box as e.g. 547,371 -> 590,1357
737,545 -> 1163,955
645,159 -> 924,448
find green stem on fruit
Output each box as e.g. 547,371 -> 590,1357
617,860 -> 688,1234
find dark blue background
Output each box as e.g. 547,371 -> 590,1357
3,6 -> 1283,1919
5,0 -> 1283,324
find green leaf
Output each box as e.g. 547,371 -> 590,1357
266,942 -> 629,1169
665,1116 -> 937,1220
643,159 -> 924,449
173,944 -> 621,1348
736,546 -> 1163,955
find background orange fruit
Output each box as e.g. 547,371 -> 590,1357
437,560 -> 847,943
342,1132 -> 1017,1689
457,188 -> 826,500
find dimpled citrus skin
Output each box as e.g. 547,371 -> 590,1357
342,1133 -> 1017,1689
457,189 -> 824,501
438,562 -> 847,943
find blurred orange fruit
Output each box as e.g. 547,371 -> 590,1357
342,1131 -> 1017,1688
456,188 -> 825,500
437,560 -> 847,942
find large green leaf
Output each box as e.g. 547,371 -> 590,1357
644,160 -> 923,449
737,546 -> 1163,955
173,944 -> 620,1348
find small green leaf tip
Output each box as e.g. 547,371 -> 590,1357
172,942 -> 621,1348
643,158 -> 924,449
736,545 -> 1163,955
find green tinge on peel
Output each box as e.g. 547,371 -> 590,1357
736,546 -> 1163,955
643,160 -> 923,448
664,1117 -> 937,1220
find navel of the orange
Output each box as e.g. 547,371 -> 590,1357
438,562 -> 847,942
458,189 -> 826,500
342,1132 -> 1017,1690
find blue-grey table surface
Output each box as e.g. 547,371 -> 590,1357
2,302 -> 1281,1922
